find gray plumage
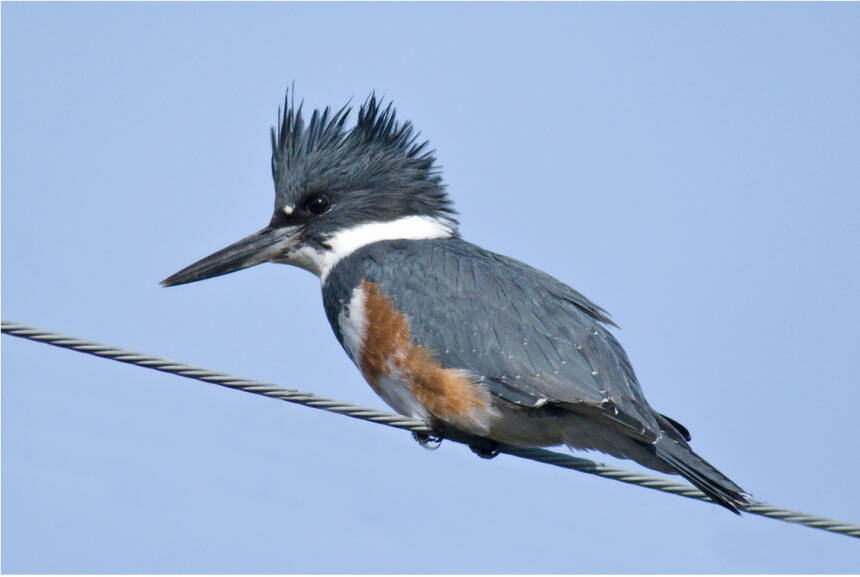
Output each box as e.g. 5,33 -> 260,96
269,93 -> 455,244
323,237 -> 747,511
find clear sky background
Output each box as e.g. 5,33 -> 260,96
3,2 -> 859,573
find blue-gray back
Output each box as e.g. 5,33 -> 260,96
323,238 -> 662,442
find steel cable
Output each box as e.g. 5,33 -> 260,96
3,320 -> 858,539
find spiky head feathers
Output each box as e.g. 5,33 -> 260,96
269,92 -> 456,234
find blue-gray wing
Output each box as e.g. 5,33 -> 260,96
332,238 -> 662,442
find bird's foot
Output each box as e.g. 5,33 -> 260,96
469,439 -> 501,459
412,431 -> 444,451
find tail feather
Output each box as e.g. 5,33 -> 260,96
648,437 -> 749,514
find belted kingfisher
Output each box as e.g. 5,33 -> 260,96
163,92 -> 748,512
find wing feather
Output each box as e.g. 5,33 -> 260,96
335,238 -> 661,441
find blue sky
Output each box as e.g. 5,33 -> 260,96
3,2 -> 859,572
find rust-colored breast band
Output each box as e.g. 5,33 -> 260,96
358,280 -> 488,419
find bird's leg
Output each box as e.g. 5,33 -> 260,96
413,421 -> 500,458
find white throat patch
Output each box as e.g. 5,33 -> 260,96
285,214 -> 456,283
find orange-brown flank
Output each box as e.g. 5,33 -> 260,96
358,280 -> 488,420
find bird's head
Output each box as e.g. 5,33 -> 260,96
162,92 -> 457,287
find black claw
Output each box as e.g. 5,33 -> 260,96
412,431 -> 443,450
469,440 -> 500,459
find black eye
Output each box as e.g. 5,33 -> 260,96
305,193 -> 331,216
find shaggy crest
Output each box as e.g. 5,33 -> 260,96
272,91 -> 441,181
271,91 -> 433,171
269,90 -> 456,225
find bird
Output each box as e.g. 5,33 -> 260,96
162,91 -> 748,512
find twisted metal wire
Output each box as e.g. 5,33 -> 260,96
3,320 -> 858,539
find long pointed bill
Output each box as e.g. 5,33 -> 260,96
161,225 -> 302,287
